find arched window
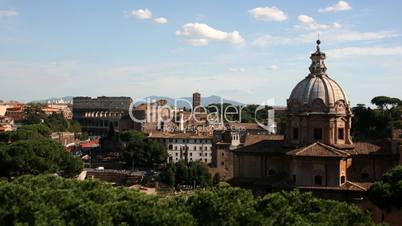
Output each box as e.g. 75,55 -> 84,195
361,170 -> 369,181
168,144 -> 173,150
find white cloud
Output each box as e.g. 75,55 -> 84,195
0,10 -> 18,18
132,8 -> 152,20
268,65 -> 280,71
176,23 -> 245,46
229,67 -> 246,73
252,30 -> 399,47
319,1 -> 352,13
329,31 -> 399,42
248,6 -> 287,22
296,14 -> 341,30
327,46 -> 402,58
154,17 -> 168,24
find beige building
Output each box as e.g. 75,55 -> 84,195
0,116 -> 15,132
148,132 -> 214,164
231,40 -> 399,195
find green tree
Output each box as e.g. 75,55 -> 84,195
371,96 -> 402,110
123,139 -> 147,169
120,130 -> 145,143
10,124 -> 51,141
186,187 -> 262,226
0,175 -> 377,226
0,139 -> 83,178
24,103 -> 46,124
121,131 -> 167,168
369,165 -> 402,221
146,140 -> 168,165
45,113 -> 69,132
159,160 -> 212,188
212,173 -> 221,185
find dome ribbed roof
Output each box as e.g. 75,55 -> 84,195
288,40 -> 348,107
289,75 -> 348,107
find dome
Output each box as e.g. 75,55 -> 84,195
288,40 -> 348,108
289,74 -> 348,107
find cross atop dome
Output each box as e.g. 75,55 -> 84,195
316,39 -> 321,52
309,39 -> 327,76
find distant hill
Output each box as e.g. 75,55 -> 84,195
31,96 -> 74,104
143,95 -> 244,108
30,95 -> 244,107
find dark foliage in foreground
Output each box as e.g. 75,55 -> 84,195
0,175 -> 376,226
369,165 -> 402,211
0,139 -> 83,178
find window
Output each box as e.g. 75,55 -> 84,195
168,144 -> 173,150
314,175 -> 322,185
338,128 -> 344,140
292,175 -> 296,183
204,153 -> 207,156
190,153 -> 192,156
340,176 -> 346,184
221,161 -> 224,166
204,159 -> 207,162
221,152 -> 224,157
361,172 -> 369,180
174,146 -> 177,150
204,146 -> 207,151
175,153 -> 178,156
313,128 -> 322,140
268,169 -> 276,176
293,128 -> 299,140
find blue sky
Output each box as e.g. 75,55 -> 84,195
0,0 -> 401,105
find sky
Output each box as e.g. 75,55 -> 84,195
0,0 -> 401,106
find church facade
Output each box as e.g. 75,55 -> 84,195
231,41 -> 399,197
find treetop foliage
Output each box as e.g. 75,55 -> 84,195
369,165 -> 402,211
119,130 -> 167,167
159,160 -> 213,188
0,139 -> 83,178
24,103 -> 81,133
353,96 -> 402,140
0,174 -> 377,226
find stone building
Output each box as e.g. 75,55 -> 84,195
50,132 -> 75,146
192,92 -> 201,111
73,96 -> 132,136
213,126 -> 284,181
231,40 -> 399,197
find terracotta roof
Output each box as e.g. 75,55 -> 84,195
287,142 -> 350,158
298,181 -> 372,192
80,139 -> 99,149
235,140 -> 287,154
148,132 -> 213,140
243,134 -> 284,146
228,123 -> 263,130
350,142 -> 393,155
